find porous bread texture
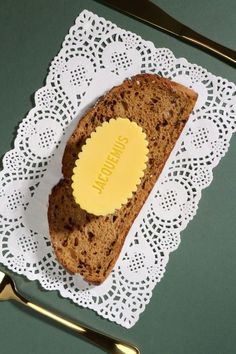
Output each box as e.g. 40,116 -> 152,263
48,73 -> 198,284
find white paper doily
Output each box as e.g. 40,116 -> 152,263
0,10 -> 235,328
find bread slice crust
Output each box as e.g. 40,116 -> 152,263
48,73 -> 198,284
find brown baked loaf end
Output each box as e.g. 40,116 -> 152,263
48,73 -> 198,284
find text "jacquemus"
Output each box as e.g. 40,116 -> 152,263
92,136 -> 128,194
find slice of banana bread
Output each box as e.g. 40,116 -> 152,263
48,73 -> 198,284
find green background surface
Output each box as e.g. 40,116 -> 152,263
0,0 -> 236,353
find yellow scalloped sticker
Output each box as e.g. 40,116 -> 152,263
71,117 -> 149,216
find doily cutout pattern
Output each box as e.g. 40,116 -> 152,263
0,10 -> 235,328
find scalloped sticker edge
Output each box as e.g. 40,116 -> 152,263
71,117 -> 149,215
